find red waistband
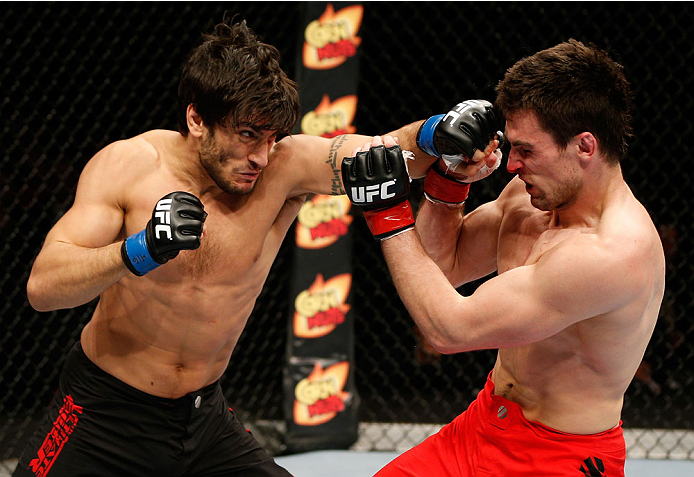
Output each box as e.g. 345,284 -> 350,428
479,371 -> 624,447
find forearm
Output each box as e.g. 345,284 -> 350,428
387,120 -> 436,178
27,241 -> 129,311
416,198 -> 466,281
381,229 -> 470,353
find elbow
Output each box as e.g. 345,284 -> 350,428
430,338 -> 484,355
430,341 -> 464,355
426,332 -> 468,355
26,275 -> 55,312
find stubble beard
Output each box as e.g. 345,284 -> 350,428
199,133 -> 255,196
531,175 -> 583,211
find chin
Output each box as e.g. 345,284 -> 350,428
230,181 -> 257,195
530,200 -> 549,211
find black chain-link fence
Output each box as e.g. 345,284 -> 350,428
2,1 -> 693,467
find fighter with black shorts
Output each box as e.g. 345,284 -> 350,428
15,342 -> 288,477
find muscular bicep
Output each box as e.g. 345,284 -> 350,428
274,134 -> 372,196
417,187 -> 505,288
459,236 -> 643,350
276,127 -> 438,196
39,152 -> 126,253
452,199 -> 504,284
43,200 -> 123,251
448,179 -> 526,285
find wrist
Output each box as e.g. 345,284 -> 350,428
423,163 -> 471,205
121,229 -> 161,276
363,201 -> 415,241
416,114 -> 444,157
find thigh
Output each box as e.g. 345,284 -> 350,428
14,350 -> 182,477
374,417 -> 468,477
189,407 -> 292,477
13,393 -> 145,477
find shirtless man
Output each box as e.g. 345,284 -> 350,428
343,40 -> 665,476
16,21 -> 439,477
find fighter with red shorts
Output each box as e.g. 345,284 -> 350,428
375,373 -> 625,476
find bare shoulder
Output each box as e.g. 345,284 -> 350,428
264,135 -> 321,194
501,176 -> 529,199
607,194 -> 665,297
601,186 -> 664,264
494,176 -> 533,215
75,130 -> 175,209
85,131 -> 164,177
543,190 -> 664,304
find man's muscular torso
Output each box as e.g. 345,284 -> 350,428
81,130 -> 308,399
489,177 -> 664,434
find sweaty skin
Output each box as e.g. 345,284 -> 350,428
374,112 -> 665,435
26,119 -> 434,399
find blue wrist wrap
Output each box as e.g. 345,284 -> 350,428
123,229 -> 160,276
417,114 -> 444,157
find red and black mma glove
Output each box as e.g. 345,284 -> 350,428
417,99 -> 505,205
121,191 -> 207,276
341,145 -> 414,240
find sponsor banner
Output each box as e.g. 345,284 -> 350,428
284,1 -> 363,453
284,359 -> 359,452
295,195 -> 353,250
293,273 -> 351,340
291,2 -> 363,136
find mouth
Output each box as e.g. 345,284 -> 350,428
519,177 -> 534,193
239,171 -> 260,182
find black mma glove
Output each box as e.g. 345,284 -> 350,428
416,99 -> 505,159
121,191 -> 207,276
341,145 -> 414,240
417,100 -> 505,205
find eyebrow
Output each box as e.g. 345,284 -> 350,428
237,123 -> 263,132
510,139 -> 534,148
235,124 -> 277,139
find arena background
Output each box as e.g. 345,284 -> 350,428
1,1 -> 693,469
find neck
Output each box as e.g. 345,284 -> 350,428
551,163 -> 624,229
171,134 -> 221,196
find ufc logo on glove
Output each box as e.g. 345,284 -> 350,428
154,198 -> 174,240
121,191 -> 207,276
341,145 -> 415,240
349,179 -> 398,203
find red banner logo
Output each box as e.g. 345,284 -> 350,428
301,94 -> 358,138
293,361 -> 351,425
303,4 -> 363,70
293,273 -> 351,338
296,195 -> 352,249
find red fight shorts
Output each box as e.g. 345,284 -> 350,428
375,373 -> 626,476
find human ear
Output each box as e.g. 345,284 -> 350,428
576,132 -> 597,165
186,104 -> 204,138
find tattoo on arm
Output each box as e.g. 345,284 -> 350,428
327,135 -> 348,195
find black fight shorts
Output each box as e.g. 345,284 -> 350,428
13,341 -> 292,477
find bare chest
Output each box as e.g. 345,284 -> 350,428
173,209 -> 266,279
496,209 -> 586,273
125,190 -> 305,283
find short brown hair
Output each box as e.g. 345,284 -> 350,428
495,39 -> 633,164
177,20 -> 300,136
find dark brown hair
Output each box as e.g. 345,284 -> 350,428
495,39 -> 633,164
177,20 -> 300,136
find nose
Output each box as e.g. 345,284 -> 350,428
506,149 -> 522,174
249,141 -> 272,169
